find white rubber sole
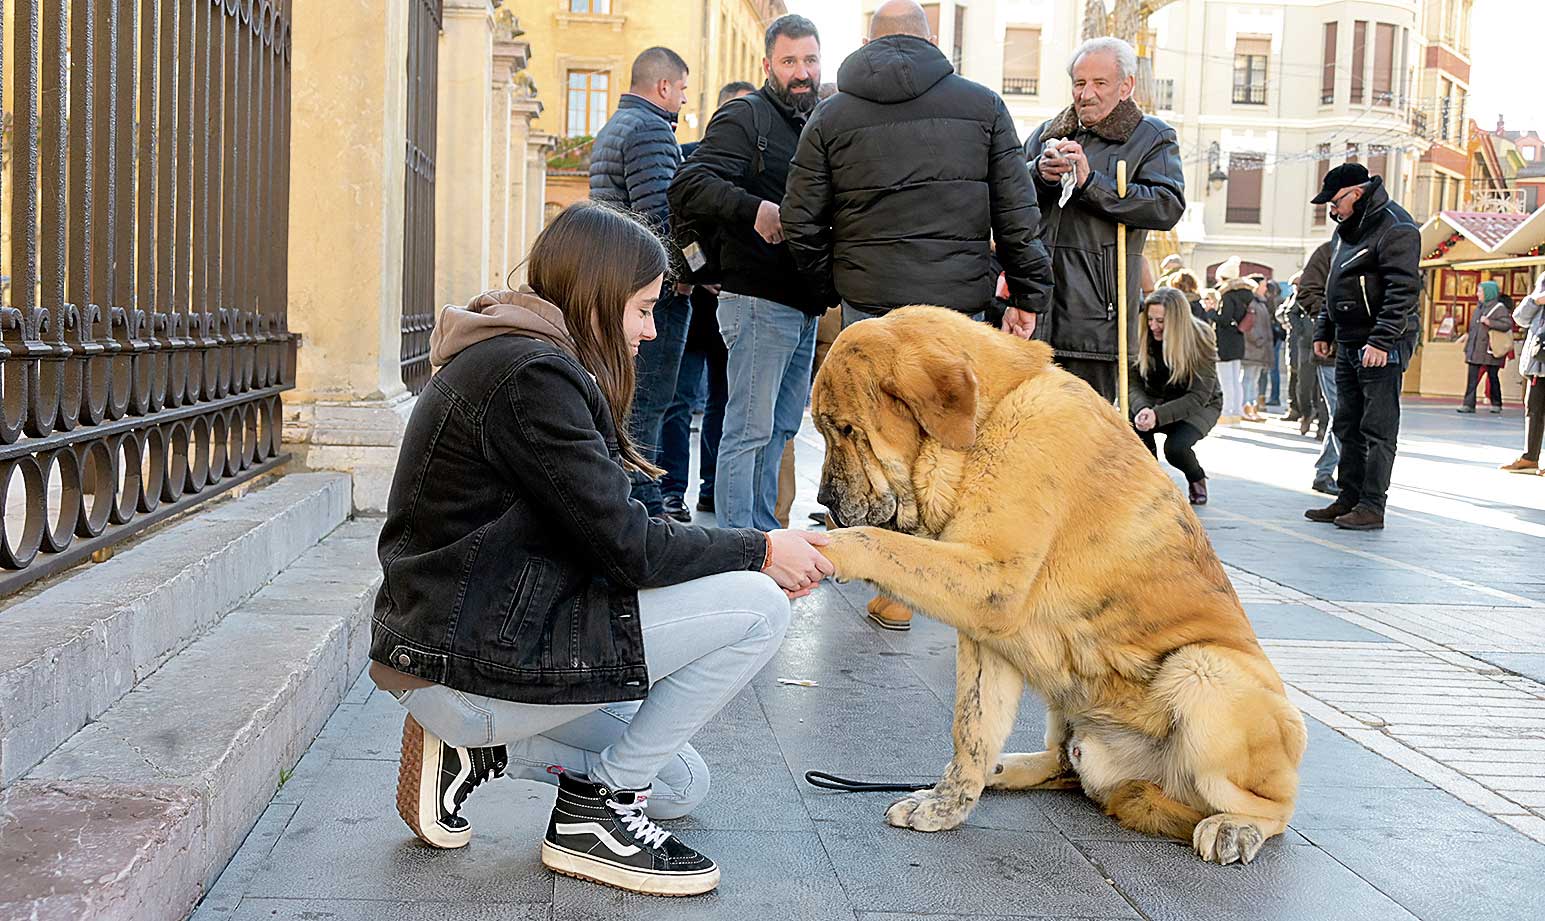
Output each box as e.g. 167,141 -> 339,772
541,841 -> 720,896
397,714 -> 470,849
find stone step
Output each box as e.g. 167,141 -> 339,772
0,472 -> 352,786
0,518 -> 382,921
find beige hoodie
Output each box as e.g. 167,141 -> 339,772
428,288 -> 578,368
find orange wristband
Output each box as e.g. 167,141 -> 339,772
760,532 -> 773,572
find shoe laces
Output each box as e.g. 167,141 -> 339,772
453,745 -> 507,809
606,794 -> 671,849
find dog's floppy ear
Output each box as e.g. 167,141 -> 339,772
882,346 -> 979,450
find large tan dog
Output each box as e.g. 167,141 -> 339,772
812,306 -> 1305,865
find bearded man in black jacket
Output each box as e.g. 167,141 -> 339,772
668,15 -> 833,531
1304,163 -> 1421,531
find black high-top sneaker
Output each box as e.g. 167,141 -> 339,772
396,713 -> 507,849
541,770 -> 719,896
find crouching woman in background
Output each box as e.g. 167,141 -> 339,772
1130,287 -> 1224,505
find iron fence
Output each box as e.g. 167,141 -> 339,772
400,0 -> 441,396
1001,77 -> 1038,96
0,0 -> 294,594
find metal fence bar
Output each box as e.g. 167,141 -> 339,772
0,0 -> 295,593
399,0 -> 441,396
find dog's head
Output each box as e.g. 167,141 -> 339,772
811,307 -> 981,532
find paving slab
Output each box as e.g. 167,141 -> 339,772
1244,602 -> 1396,643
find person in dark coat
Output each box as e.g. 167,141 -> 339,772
1023,36 -> 1185,401
780,0 -> 1052,329
668,15 -> 832,532
588,47 -> 692,516
1212,256 -> 1251,422
1458,279 -> 1515,414
1129,287 -> 1223,505
1306,163 -> 1422,531
1297,240 -> 1339,491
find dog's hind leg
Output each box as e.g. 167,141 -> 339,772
1104,780 -> 1204,841
887,636 -> 1022,832
989,710 -> 1079,790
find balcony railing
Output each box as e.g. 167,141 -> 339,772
1226,206 -> 1262,224
1468,189 -> 1528,214
1002,77 -> 1038,96
0,0 -> 295,594
1232,84 -> 1267,105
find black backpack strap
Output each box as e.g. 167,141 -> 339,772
727,94 -> 773,178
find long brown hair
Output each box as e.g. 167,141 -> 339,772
1138,287 -> 1216,384
525,202 -> 667,476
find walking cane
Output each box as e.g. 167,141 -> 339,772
1116,160 -> 1130,419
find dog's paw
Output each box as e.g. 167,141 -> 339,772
1192,813 -> 1267,865
884,789 -> 972,832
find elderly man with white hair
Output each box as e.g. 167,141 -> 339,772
1022,36 -> 1185,402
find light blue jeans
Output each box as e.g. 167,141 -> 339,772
715,294 -> 817,530
394,571 -> 789,820
1315,363 -> 1342,481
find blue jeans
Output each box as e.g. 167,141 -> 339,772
660,343 -> 728,504
628,288 -> 692,515
394,571 -> 789,819
715,294 -> 817,530
1315,363 -> 1341,480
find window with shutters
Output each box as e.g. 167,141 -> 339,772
1155,78 -> 1175,111
1351,21 -> 1367,104
566,71 -> 609,138
1314,145 -> 1332,225
569,0 -> 611,11
1226,152 -> 1265,223
1232,36 -> 1270,105
1373,23 -> 1396,106
1368,145 -> 1390,182
1321,23 -> 1337,104
1003,27 -> 1041,95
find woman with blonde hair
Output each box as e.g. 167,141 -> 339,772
1130,287 -> 1224,504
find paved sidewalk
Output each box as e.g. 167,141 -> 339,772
196,400 -> 1545,921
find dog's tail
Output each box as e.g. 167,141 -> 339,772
1103,780 -> 1205,842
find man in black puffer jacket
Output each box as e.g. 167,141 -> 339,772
1305,163 -> 1421,531
780,0 -> 1052,328
588,47 -> 692,516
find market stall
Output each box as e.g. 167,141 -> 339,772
1414,208 -> 1545,399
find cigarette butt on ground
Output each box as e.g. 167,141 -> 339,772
777,677 -> 819,687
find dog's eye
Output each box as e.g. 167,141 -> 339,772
839,424 -> 854,437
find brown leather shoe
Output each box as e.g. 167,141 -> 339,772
1299,416 -> 1313,436
1188,479 -> 1208,505
1500,457 -> 1539,474
866,595 -> 912,631
1333,506 -> 1385,530
1305,500 -> 1356,522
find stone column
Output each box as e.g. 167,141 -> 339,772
489,13 -> 532,287
434,0 -> 497,310
284,0 -> 415,513
525,133 -> 556,257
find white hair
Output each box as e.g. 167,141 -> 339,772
1068,37 -> 1137,81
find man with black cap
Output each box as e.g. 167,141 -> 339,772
1303,162 -> 1421,531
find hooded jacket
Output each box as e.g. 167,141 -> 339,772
1313,176 -> 1421,359
1023,99 -> 1186,361
371,290 -> 766,705
780,35 -> 1052,317
1214,276 -> 1254,363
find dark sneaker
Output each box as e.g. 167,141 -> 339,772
1305,499 -> 1356,523
1334,506 -> 1385,530
1490,405 -> 1503,414
1456,406 -> 1476,414
542,771 -> 719,896
1311,476 -> 1341,496
1188,479 -> 1208,505
661,495 -> 693,523
694,494 -> 715,514
396,713 -> 506,849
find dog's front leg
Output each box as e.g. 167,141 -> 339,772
888,636 -> 1023,832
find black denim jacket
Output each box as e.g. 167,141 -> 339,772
370,335 -> 765,705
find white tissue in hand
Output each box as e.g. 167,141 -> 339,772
1043,138 -> 1075,207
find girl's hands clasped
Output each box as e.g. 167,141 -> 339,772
764,529 -> 836,599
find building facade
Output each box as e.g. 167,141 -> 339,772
1406,0 -> 1472,223
517,0 -> 786,212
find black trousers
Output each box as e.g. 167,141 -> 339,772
1333,347 -> 1404,514
1059,357 -> 1117,403
1138,420 -> 1207,484
1525,376 -> 1544,462
1462,361 -> 1503,409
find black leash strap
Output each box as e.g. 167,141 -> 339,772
803,770 -> 934,793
